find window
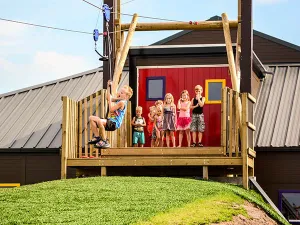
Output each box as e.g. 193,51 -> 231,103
279,190 -> 300,223
146,76 -> 165,101
205,79 -> 226,104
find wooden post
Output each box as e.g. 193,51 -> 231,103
203,166 -> 208,180
101,167 -> 107,176
121,20 -> 238,31
240,0 -> 253,93
112,13 -> 138,96
241,93 -> 249,189
78,101 -> 83,158
61,96 -> 69,179
221,88 -> 227,155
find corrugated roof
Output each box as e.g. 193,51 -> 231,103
255,65 -> 300,147
0,68 -> 129,149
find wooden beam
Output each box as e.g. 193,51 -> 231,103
247,148 -> 256,158
68,157 -> 243,167
247,122 -> 256,131
241,93 -> 249,189
247,93 -> 256,103
121,20 -> 238,31
112,13 -> 138,96
101,147 -> 224,156
240,0 -> 253,93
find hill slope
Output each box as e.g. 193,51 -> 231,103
0,177 -> 289,225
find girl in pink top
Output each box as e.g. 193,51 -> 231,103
177,90 -> 192,147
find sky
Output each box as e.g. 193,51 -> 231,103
0,0 -> 299,94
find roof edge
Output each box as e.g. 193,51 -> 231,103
0,67 -> 102,98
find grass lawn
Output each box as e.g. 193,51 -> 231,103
0,177 -> 289,225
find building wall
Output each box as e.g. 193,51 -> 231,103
160,30 -> 300,63
255,151 -> 300,206
0,152 -> 76,185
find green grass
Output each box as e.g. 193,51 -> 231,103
0,177 -> 289,225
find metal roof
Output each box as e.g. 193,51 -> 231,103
0,68 -> 129,149
255,65 -> 300,147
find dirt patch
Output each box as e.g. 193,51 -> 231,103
211,202 -> 280,225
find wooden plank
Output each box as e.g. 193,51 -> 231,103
80,90 -> 101,103
203,166 -> 208,180
89,95 -> 94,157
95,92 -> 99,157
101,147 -> 224,156
101,167 -> 107,176
70,100 -> 74,159
68,157 -> 243,167
247,93 -> 256,103
121,21 -> 238,31
247,148 -> 256,158
235,92 -> 240,156
241,93 -> 249,189
248,156 -> 254,169
78,101 -> 83,158
61,96 -> 69,179
221,88 -> 227,154
228,89 -> 233,157
100,89 -> 105,118
84,98 -> 88,157
128,101 -> 132,147
74,101 -> 78,158
247,122 -> 256,131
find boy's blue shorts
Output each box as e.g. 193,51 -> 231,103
133,131 -> 145,144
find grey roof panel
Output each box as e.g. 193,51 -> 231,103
0,68 -> 129,149
285,68 -> 300,146
255,65 -> 300,147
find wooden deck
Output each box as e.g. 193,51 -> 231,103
61,88 -> 256,189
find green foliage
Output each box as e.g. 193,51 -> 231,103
0,177 -> 289,225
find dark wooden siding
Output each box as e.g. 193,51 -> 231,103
255,151 -> 300,206
161,30 -> 300,63
0,152 -> 76,185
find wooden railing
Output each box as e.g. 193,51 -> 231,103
221,87 -> 256,189
61,90 -> 132,178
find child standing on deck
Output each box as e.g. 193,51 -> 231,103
131,106 -> 146,147
190,85 -> 205,147
147,106 -> 156,147
162,93 -> 176,147
88,80 -> 133,149
153,105 -> 163,147
177,90 -> 192,147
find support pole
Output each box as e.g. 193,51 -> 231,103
236,0 -> 242,92
103,0 -> 115,89
121,20 -> 238,31
240,0 -> 253,93
112,13 -> 138,96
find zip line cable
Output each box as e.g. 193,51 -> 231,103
121,0 -> 137,5
0,17 -> 92,35
82,0 -> 185,22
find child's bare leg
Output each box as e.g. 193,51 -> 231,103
170,131 -> 175,147
198,132 -> 203,144
151,139 -> 155,147
192,132 -> 197,144
186,129 -> 191,147
89,116 -> 101,137
178,130 -> 183,147
165,131 -> 170,147
160,131 -> 164,147
140,144 -> 144,147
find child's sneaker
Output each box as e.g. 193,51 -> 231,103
95,139 -> 110,149
88,136 -> 101,144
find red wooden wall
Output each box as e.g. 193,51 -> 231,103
138,66 -> 232,147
